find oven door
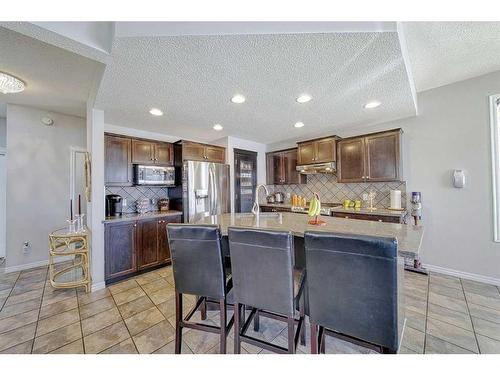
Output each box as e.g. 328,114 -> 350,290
135,165 -> 175,186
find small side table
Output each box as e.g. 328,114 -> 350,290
48,227 -> 91,293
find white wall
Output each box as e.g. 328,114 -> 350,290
0,118 -> 6,147
0,118 -> 5,259
5,105 -> 86,270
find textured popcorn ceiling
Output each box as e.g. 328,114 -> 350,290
95,32 -> 416,144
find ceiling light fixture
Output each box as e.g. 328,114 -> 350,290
294,122 -> 305,128
0,72 -> 25,94
231,94 -> 245,104
363,101 -> 381,109
149,108 -> 163,116
213,124 -> 223,131
296,95 -> 312,103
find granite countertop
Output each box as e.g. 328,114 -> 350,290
260,203 -> 407,218
103,210 -> 182,224
196,212 -> 423,259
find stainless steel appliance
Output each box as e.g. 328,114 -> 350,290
296,161 -> 336,174
105,194 -> 123,217
177,161 -> 230,222
134,165 -> 175,186
274,192 -> 284,203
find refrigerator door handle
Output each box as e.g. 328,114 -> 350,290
208,165 -> 215,215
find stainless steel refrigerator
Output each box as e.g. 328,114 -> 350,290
177,160 -> 230,223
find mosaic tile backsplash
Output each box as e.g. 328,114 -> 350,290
105,186 -> 169,214
266,174 -> 406,208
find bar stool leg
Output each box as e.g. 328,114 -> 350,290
311,323 -> 318,354
319,327 -> 326,354
219,298 -> 227,354
234,303 -> 241,354
175,292 -> 183,354
200,296 -> 207,320
253,309 -> 260,331
299,302 -> 306,345
287,316 -> 295,354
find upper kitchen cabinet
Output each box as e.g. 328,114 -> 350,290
132,139 -> 173,165
266,148 -> 306,185
105,134 -> 133,186
297,136 -> 339,165
337,129 -> 402,183
176,141 -> 226,163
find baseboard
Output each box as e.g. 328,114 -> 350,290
423,263 -> 500,286
91,281 -> 106,292
4,256 -> 74,273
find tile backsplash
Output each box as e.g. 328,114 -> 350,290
266,174 -> 406,208
105,186 -> 169,214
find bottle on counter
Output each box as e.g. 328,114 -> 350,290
302,197 -> 307,207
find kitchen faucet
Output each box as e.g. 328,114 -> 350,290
252,184 -> 269,216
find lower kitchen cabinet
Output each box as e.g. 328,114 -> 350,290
136,218 -> 160,270
158,216 -> 181,264
105,221 -> 137,280
331,212 -> 405,224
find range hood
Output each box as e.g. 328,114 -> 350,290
296,162 -> 336,175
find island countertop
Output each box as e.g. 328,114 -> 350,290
196,212 -> 423,259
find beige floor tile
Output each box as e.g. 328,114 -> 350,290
404,285 -> 428,301
0,322 -> 37,352
124,306 -> 165,336
465,292 -> 500,311
477,334 -> 500,354
426,317 -> 478,353
108,279 -> 139,295
0,339 -> 33,354
41,288 -> 76,307
182,322 -> 222,354
427,303 -> 473,331
77,288 -> 111,306
101,338 -> 138,354
39,296 -> 78,319
50,339 -> 84,354
405,308 -> 426,332
154,339 -> 193,354
429,292 -> 468,314
134,272 -> 162,286
468,302 -> 500,325
400,326 -> 425,353
83,321 -> 130,354
79,296 -> 116,320
157,295 -> 195,319
32,321 -> 82,354
81,306 -> 122,336
0,308 -> 39,334
36,308 -> 80,337
472,317 -> 500,342
430,273 -> 462,290
113,287 -> 146,306
132,320 -> 175,354
117,295 -> 155,319
10,281 -> 45,296
0,298 -> 41,319
424,334 -> 474,354
462,279 -> 500,299
323,335 -> 376,354
0,298 -> 5,309
405,296 -> 427,315
399,346 -> 417,354
141,278 -> 172,295
429,283 -> 465,300
147,287 -> 175,305
0,288 -> 11,299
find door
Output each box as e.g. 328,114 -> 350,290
105,221 -> 137,280
365,132 -> 400,181
271,153 -> 284,184
158,216 -> 181,264
132,139 -> 154,164
105,135 -> 132,186
154,143 -> 173,165
315,138 -> 336,163
205,146 -> 225,163
337,137 -> 365,182
297,141 -> 315,165
282,149 -> 304,184
186,161 -> 211,222
137,218 -> 159,270
208,162 -> 230,216
234,149 -> 257,213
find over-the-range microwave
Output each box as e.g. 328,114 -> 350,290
134,165 -> 175,186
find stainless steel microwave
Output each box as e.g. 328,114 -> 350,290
134,165 -> 175,186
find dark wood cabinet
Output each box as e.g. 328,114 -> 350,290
154,142 -> 173,165
266,148 -> 306,185
136,218 -> 159,270
105,135 -> 132,186
297,136 -> 338,165
178,141 -> 226,163
158,216 -> 181,264
105,221 -> 137,280
337,129 -> 402,183
331,212 -> 405,224
132,139 -> 173,165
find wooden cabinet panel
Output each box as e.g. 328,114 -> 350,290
337,138 -> 366,182
132,139 -> 154,164
332,212 -> 403,224
297,142 -> 315,165
136,218 -> 159,270
182,142 -> 207,161
315,138 -> 336,163
105,221 -> 136,280
205,146 -> 225,163
105,135 -> 132,186
158,216 -> 181,264
266,149 -> 305,185
155,142 -> 173,165
282,149 -> 305,184
365,132 -> 400,182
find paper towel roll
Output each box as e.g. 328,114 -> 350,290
390,190 -> 401,209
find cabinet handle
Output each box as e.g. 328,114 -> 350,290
134,224 -> 137,227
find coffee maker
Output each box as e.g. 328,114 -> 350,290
105,194 -> 123,217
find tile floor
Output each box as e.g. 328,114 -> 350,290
1,265 -> 500,354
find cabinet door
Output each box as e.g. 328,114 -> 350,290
271,153 -> 284,184
365,131 -> 401,182
132,139 -> 154,164
205,146 -> 225,163
182,142 -> 206,161
105,221 -> 136,280
158,216 -> 181,264
282,149 -> 305,184
337,137 -> 365,182
105,135 -> 132,186
297,142 -> 316,165
136,218 -> 159,270
155,143 -> 173,165
315,138 -> 336,163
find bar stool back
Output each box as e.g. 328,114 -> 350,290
304,231 -> 400,354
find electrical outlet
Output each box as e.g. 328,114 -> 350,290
22,241 -> 31,254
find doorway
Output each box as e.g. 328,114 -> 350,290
234,148 -> 257,213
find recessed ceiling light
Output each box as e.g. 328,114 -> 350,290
363,101 -> 381,109
0,72 -> 25,94
231,94 -> 245,104
296,95 -> 312,103
294,122 -> 305,128
213,124 -> 223,131
149,108 -> 163,116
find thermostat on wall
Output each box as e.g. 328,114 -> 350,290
453,169 -> 465,188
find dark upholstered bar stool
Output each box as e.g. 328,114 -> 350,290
228,227 -> 305,354
304,231 -> 401,354
167,224 -> 234,354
